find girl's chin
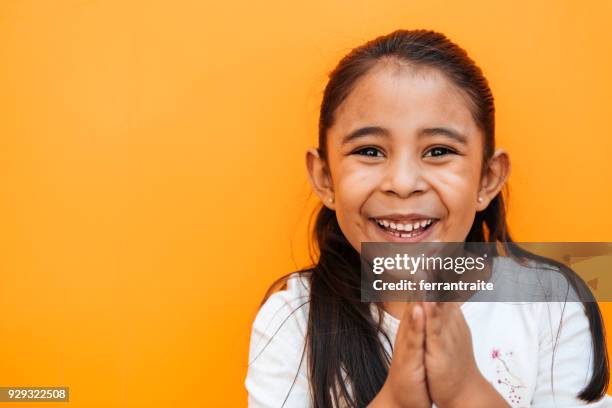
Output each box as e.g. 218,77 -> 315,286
368,218 -> 440,243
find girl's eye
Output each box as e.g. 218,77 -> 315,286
424,146 -> 456,157
354,147 -> 384,157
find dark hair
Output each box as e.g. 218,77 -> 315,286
263,29 -> 608,407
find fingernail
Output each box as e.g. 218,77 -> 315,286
412,304 -> 422,321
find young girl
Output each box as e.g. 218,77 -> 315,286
245,29 -> 610,407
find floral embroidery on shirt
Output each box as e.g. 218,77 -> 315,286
491,348 -> 527,407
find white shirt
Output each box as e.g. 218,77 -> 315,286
245,257 -> 612,407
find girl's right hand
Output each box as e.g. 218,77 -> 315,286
369,302 -> 431,408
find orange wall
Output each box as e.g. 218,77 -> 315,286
0,0 -> 611,406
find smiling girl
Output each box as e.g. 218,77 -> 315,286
245,30 -> 610,407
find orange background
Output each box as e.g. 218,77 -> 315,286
1,0 -> 611,406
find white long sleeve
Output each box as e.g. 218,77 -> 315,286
246,276 -> 311,407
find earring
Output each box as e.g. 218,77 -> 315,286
477,196 -> 484,203
328,197 -> 334,204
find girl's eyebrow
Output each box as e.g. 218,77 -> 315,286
419,127 -> 468,145
342,125 -> 468,145
342,126 -> 390,145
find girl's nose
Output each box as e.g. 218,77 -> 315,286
379,154 -> 429,198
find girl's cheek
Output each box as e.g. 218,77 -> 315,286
426,168 -> 480,238
336,161 -> 385,199
427,167 -> 477,197
427,169 -> 478,212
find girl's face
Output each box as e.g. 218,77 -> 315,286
307,61 -> 510,252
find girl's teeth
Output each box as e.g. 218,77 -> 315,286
375,218 -> 435,235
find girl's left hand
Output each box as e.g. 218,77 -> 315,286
422,302 -> 509,408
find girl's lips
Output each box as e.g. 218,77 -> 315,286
370,218 -> 439,242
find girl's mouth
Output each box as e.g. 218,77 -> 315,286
370,217 -> 439,242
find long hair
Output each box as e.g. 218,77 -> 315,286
263,29 -> 608,407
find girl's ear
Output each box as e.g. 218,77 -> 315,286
305,147 -> 335,210
477,148 -> 511,211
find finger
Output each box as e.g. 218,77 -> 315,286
424,301 -> 442,338
392,302 -> 425,373
439,301 -> 457,314
439,303 -> 470,344
411,302 -> 424,335
396,302 -> 414,340
398,302 -> 425,350
441,302 -> 461,323
450,303 -> 470,335
407,303 -> 425,369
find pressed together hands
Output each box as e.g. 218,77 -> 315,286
369,302 -> 510,408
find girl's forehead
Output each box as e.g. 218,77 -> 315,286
330,63 -> 478,139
